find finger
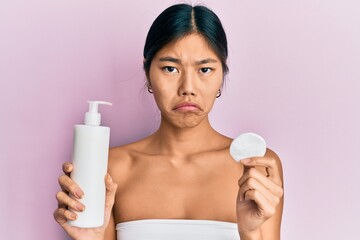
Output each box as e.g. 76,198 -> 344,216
103,173 -> 118,226
238,177 -> 280,206
241,157 -> 282,186
58,175 -> 84,199
238,168 -> 283,198
62,162 -> 73,176
242,160 -> 254,174
53,207 -> 78,225
56,191 -> 85,212
244,189 -> 276,219
105,174 -> 118,208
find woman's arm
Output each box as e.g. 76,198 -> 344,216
259,149 -> 284,239
237,148 -> 284,240
103,211 -> 116,240
54,163 -> 118,240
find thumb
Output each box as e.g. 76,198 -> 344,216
103,173 -> 118,226
241,158 -> 255,174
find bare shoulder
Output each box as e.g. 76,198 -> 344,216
265,148 -> 281,162
107,145 -> 131,187
255,148 -> 284,183
107,140 -> 146,187
108,145 -> 132,168
265,148 -> 283,177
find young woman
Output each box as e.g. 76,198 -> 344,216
54,4 -> 284,240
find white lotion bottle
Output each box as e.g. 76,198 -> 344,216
68,101 -> 112,228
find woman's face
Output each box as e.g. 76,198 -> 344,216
148,33 -> 224,129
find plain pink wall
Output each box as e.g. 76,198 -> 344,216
1,0 -> 359,239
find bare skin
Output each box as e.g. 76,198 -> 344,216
54,33 -> 284,240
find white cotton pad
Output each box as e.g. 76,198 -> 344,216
229,132 -> 267,162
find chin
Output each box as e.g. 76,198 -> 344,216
173,121 -> 201,129
171,114 -> 206,129
161,111 -> 209,129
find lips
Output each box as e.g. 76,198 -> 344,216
173,102 -> 202,111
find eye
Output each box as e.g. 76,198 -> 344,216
162,66 -> 178,73
200,68 -> 212,74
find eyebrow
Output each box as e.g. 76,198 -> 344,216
159,57 -> 180,63
158,57 -> 218,65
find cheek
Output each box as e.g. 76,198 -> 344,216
150,72 -> 179,97
202,76 -> 223,105
204,74 -> 223,95
151,82 -> 174,110
204,91 -> 218,107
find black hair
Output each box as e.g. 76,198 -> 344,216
143,4 -> 228,78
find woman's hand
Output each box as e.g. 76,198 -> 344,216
236,156 -> 284,239
53,162 -> 118,240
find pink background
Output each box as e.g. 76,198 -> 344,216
1,0 -> 359,239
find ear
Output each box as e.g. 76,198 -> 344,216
145,74 -> 151,85
143,58 -> 151,83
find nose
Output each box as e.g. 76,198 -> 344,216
178,71 -> 197,97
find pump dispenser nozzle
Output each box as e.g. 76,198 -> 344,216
84,101 -> 112,126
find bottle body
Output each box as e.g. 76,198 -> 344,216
68,124 -> 110,228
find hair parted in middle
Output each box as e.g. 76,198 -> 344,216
143,4 -> 229,80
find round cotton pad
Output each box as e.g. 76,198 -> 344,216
229,132 -> 267,162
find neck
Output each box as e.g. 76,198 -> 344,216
152,115 -> 220,156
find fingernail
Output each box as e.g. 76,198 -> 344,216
71,213 -> 77,220
65,164 -> 71,171
241,159 -> 251,164
75,189 -> 84,199
75,203 -> 85,212
107,174 -> 113,182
